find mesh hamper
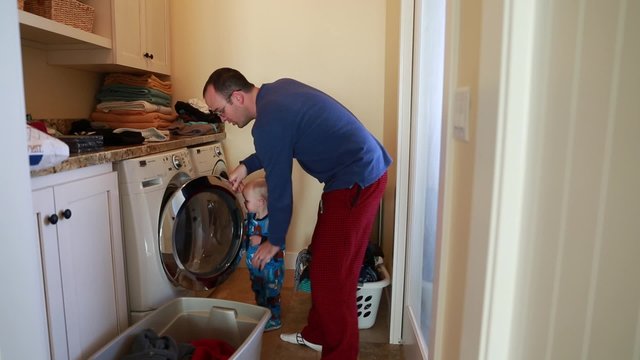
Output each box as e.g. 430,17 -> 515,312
356,265 -> 391,329
24,0 -> 95,32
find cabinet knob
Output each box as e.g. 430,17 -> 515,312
48,214 -> 59,225
149,53 -> 154,59
143,52 -> 150,58
62,209 -> 72,219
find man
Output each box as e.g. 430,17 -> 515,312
203,68 -> 391,360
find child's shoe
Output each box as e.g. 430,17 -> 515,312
264,319 -> 282,332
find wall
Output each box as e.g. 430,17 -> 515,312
437,0 -> 482,357
21,46 -> 102,119
511,0 -> 640,358
169,0 -> 393,261
452,0 -> 640,358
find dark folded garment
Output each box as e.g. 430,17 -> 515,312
174,101 -> 221,124
104,130 -> 146,146
69,120 -> 145,146
57,135 -> 104,153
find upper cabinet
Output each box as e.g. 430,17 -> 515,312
111,0 -> 171,75
20,0 -> 171,76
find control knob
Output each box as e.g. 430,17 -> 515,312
171,154 -> 183,170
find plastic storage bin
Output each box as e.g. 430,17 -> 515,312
356,265 -> 391,329
89,297 -> 270,360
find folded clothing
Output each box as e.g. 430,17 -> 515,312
69,119 -> 146,146
170,122 -> 217,136
175,100 -> 221,123
114,127 -> 170,142
57,135 -> 104,153
96,84 -> 172,106
90,111 -> 178,130
104,73 -> 172,94
97,100 -> 175,115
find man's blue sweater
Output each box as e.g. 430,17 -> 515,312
241,78 -> 392,248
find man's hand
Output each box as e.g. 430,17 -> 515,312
228,163 -> 248,192
251,241 -> 281,270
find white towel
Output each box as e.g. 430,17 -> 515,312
187,98 -> 211,113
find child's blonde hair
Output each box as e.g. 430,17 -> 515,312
244,177 -> 268,201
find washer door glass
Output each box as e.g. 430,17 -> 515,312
159,175 -> 244,291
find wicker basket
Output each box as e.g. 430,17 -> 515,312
18,0 -> 25,10
24,0 -> 95,33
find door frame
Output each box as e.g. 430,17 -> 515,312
390,0 -> 448,357
391,0 -> 537,359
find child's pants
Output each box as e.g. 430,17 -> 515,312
245,244 -> 285,322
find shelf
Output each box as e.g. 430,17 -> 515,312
19,10 -> 111,50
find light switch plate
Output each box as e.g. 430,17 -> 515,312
453,87 -> 470,142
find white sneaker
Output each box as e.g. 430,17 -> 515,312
279,332 -> 323,352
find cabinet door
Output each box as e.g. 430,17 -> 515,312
32,188 -> 69,360
113,0 -> 145,71
113,0 -> 170,75
144,0 -> 170,74
53,172 -> 127,360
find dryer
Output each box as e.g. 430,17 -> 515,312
188,142 -> 228,179
117,147 -> 243,322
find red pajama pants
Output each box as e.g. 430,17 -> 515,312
301,172 -> 387,359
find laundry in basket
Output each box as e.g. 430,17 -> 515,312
293,244 -> 391,329
356,264 -> 390,329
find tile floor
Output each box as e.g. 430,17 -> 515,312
208,268 -> 404,359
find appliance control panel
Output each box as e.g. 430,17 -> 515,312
165,150 -> 191,171
213,144 -> 223,158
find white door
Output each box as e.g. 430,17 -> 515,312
0,2 -> 51,359
54,172 -> 126,359
144,0 -> 171,74
33,187 -> 69,360
113,0 -> 144,70
392,0 -> 447,358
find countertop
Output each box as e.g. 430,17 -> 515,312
31,132 -> 227,177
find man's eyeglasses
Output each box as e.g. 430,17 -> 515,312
212,89 -> 240,117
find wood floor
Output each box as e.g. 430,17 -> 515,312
208,267 -> 403,359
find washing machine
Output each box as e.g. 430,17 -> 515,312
187,142 -> 229,179
117,147 -> 244,322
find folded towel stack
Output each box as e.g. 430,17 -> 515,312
90,73 -> 179,134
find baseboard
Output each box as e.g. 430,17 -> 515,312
285,251 -> 298,270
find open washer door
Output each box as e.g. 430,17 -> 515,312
159,175 -> 244,291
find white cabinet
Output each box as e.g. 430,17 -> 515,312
32,165 -> 128,360
111,0 -> 171,75
23,0 -> 171,75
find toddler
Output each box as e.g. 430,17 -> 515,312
242,177 -> 285,331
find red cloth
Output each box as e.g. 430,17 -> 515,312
190,338 -> 236,360
301,172 -> 388,359
28,122 -> 48,133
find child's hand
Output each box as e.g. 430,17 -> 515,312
249,235 -> 262,246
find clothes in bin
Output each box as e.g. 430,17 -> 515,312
89,297 -> 271,360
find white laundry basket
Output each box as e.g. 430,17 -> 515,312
356,265 -> 390,329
